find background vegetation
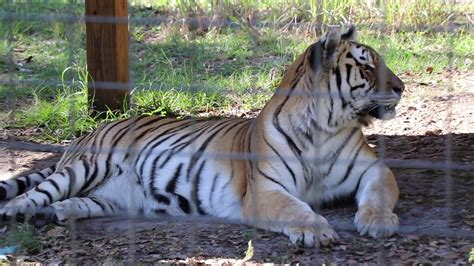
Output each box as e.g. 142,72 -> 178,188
0,0 -> 472,142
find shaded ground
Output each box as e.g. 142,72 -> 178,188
0,73 -> 473,264
1,134 -> 473,264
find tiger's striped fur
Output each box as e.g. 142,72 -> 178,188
0,26 -> 404,247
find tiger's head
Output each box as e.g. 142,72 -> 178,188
277,26 -> 404,131
318,26 -> 404,122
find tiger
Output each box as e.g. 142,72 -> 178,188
0,26 -> 404,247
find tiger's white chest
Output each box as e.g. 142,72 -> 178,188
300,128 -> 365,205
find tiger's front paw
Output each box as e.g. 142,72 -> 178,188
0,197 -> 36,221
32,206 -> 67,227
0,204 -> 21,221
285,214 -> 339,247
354,205 -> 398,238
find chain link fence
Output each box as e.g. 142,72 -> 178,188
0,0 -> 473,264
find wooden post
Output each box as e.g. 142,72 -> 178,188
85,0 -> 129,113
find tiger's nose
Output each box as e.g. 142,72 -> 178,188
392,84 -> 404,96
389,73 -> 405,97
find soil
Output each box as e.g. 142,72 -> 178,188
0,72 -> 473,264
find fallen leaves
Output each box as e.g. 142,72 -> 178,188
426,66 -> 434,74
425,129 -> 443,136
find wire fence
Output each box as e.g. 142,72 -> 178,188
1,0 -> 473,264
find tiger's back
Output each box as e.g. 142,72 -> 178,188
51,115 -> 252,219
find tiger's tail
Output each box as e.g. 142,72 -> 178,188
0,164 -> 56,200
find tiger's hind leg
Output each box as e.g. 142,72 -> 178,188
0,160 -> 100,220
34,196 -> 122,225
0,165 -> 56,200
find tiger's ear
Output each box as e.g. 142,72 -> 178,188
323,26 -> 341,55
308,26 -> 356,73
308,26 -> 349,72
314,26 -> 341,71
341,25 -> 357,41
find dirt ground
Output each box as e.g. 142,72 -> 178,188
0,72 -> 473,264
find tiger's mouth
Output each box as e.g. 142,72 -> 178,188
368,104 -> 397,120
357,101 -> 398,121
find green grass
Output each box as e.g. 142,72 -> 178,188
469,247 -> 474,264
0,0 -> 472,142
7,66 -> 96,142
359,30 -> 474,75
129,0 -> 472,29
0,223 -> 44,255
